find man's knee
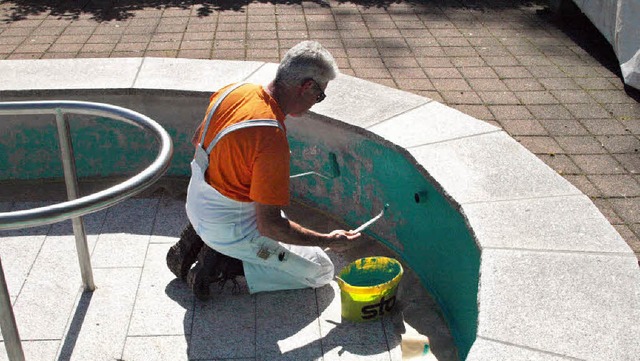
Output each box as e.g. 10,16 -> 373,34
308,250 -> 334,287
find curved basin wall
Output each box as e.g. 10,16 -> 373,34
288,114 -> 479,357
0,98 -> 480,357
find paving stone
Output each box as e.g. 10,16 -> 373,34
570,154 -> 627,174
588,174 -> 640,197
135,57 -> 266,92
575,77 -> 622,90
614,153 -> 640,174
368,101 -> 498,148
526,65 -> 566,78
0,58 -> 143,91
500,119 -> 548,136
440,90 -> 483,104
579,119 -> 628,135
458,66 -> 497,79
430,78 -> 471,91
463,195 -> 630,252
514,136 -> 561,153
91,198 -> 159,268
57,268 -> 141,361
423,67 -> 462,79
492,66 -> 532,78
538,118 -> 590,135
0,340 -> 58,361
527,104 -> 573,119
5,213 -> 102,340
609,197 -> 640,223
488,105 -> 533,120
597,135 -> 640,153
409,132 -> 580,204
256,289 -> 323,360
590,89 -> 637,104
538,154 -> 582,175
321,343 -> 392,360
538,77 -> 580,90
478,249 -> 640,360
0,228 -> 46,303
554,135 -> 608,154
604,103 -> 640,120
503,78 -> 544,91
478,91 -> 520,105
128,244 -> 194,336
565,102 -> 612,119
467,338 -> 568,361
466,77 -> 508,91
629,223 -> 640,241
189,293 -> 256,359
515,90 -> 559,104
151,196 -> 190,240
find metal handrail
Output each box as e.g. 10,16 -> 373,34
0,100 -> 174,361
0,101 -> 173,230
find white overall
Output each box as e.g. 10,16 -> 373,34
185,83 -> 334,294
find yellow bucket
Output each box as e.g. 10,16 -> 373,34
337,256 -> 403,322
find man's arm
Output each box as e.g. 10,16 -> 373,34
255,203 -> 360,250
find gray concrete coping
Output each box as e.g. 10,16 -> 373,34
1,57 -> 639,360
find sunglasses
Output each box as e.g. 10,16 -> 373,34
309,79 -> 326,103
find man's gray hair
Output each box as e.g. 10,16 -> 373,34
275,41 -> 339,87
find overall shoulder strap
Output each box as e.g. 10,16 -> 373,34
195,118 -> 284,170
204,119 -> 284,155
193,82 -> 285,170
198,82 -> 248,147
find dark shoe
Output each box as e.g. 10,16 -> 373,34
166,223 -> 204,280
187,245 -> 223,301
187,246 -> 246,300
216,254 -> 245,294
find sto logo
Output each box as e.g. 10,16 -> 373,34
361,295 -> 396,320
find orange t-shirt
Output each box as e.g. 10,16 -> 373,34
195,83 -> 289,206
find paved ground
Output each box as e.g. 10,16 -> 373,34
0,0 -> 637,260
0,195 -> 457,361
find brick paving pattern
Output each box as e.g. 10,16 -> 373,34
0,0 -> 638,262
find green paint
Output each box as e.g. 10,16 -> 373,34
340,257 -> 401,287
0,123 -> 62,179
0,116 -> 194,181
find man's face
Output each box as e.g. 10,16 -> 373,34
289,79 -> 327,117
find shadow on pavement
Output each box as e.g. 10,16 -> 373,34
2,0 -> 547,22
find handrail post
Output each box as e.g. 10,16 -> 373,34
0,257 -> 26,361
55,109 -> 95,291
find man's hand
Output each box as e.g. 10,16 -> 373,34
255,202 -> 362,250
325,229 -> 361,252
